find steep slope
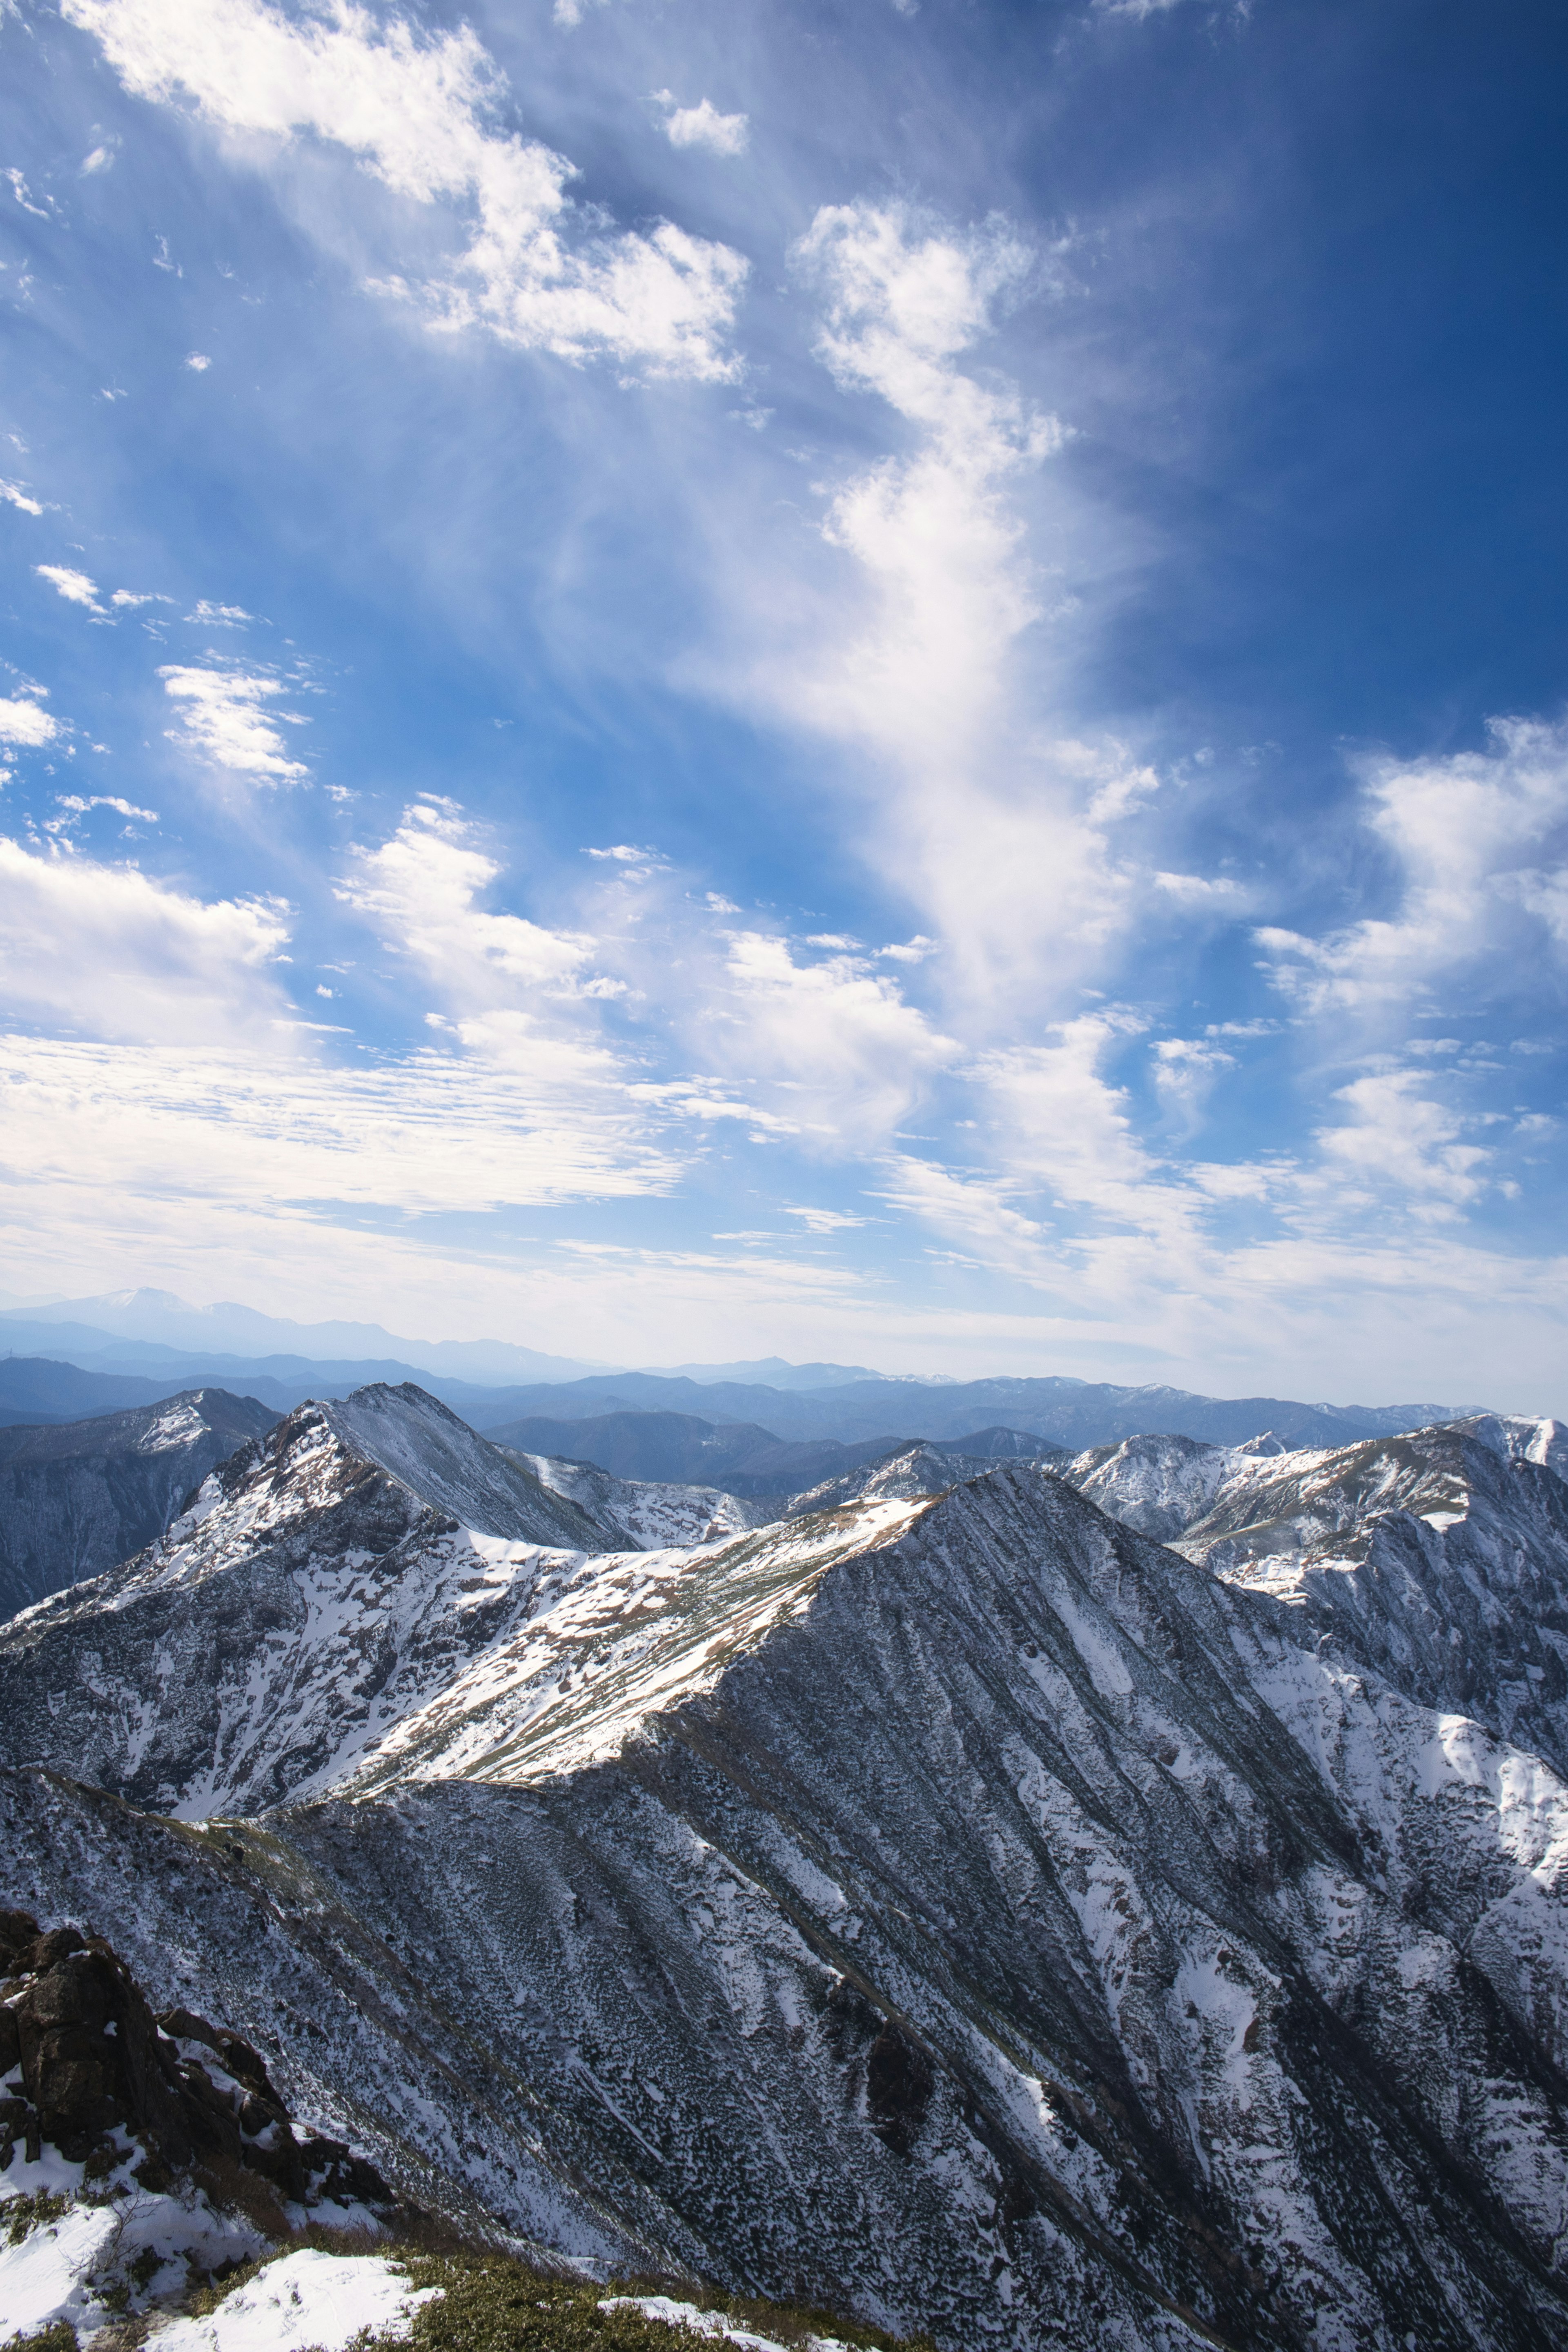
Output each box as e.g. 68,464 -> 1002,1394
5,1458 -> 1568,2348
0,1389 -> 278,1620
0,1389 -> 605,1814
1071,1419 -> 1568,1782
510,1450 -> 775,1549
319,1382 -> 602,1544
782,1441 -> 999,1515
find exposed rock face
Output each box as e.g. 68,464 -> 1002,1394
0,1389 -> 278,1623
510,1450 -> 776,1549
0,1904 -> 388,2210
785,1440 -> 1025,1516
5,1410 -> 1568,2350
0,1388 -> 609,1814
1075,1418 -> 1568,1782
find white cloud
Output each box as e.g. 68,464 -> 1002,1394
873,1156 -> 1049,1276
47,793 -> 159,831
0,480 -> 44,516
111,588 -> 173,608
0,1035 -> 681,1225
80,139 -> 118,174
1257,714 -> 1568,1017
158,664 -> 310,780
0,833 -> 289,1042
186,599 -> 254,624
655,94 -> 749,158
63,0 -> 747,380
0,694 -> 58,746
340,802 -> 600,1010
1150,1036 -> 1234,1133
36,563 -> 105,612
185,351 -> 212,370
1314,1070 -> 1490,1216
715,930 -> 958,1145
5,169 -> 53,220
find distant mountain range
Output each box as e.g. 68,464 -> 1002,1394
0,1286 -> 601,1385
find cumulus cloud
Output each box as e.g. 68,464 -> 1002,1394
158,663 -> 310,780
0,693 -> 58,746
1257,714 -> 1568,1017
1315,1070 -> 1490,1216
0,480 -> 45,516
63,0 -> 747,379
655,94 -> 749,157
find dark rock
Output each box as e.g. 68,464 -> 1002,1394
0,1908 -> 38,1970
5,1915 -> 396,2218
24,1927 -> 84,1971
0,2003 -> 18,2077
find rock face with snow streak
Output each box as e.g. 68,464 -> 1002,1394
0,1389 -> 277,1622
1076,1417 -> 1568,1783
510,1449 -> 776,1550
0,1388 -> 605,1814
4,1392 -> 1568,2350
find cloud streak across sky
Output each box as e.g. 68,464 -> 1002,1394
0,0 -> 1563,1403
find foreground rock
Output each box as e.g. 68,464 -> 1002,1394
0,1904 -> 389,2209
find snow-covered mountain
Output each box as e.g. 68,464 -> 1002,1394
1072,1417 -> 1568,1781
512,1449 -> 777,1550
5,1384 -> 1568,2348
0,1387 -> 277,1620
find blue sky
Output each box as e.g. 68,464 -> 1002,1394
0,0 -> 1564,1404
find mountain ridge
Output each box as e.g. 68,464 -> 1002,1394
4,1382 -> 1568,2348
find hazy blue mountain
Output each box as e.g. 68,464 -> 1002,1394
0,1287 -> 601,1384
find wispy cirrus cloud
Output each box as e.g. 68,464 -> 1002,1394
1258,715 -> 1568,1017
36,563 -> 106,613
62,0 -> 748,379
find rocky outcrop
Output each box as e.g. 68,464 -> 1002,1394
0,1904 -> 390,2212
0,1388 -> 278,1623
1069,1420 -> 1568,1782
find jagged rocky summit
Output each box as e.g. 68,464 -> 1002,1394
2,1382 -> 1568,2350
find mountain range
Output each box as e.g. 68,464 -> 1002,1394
4,1378 -> 1568,2348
